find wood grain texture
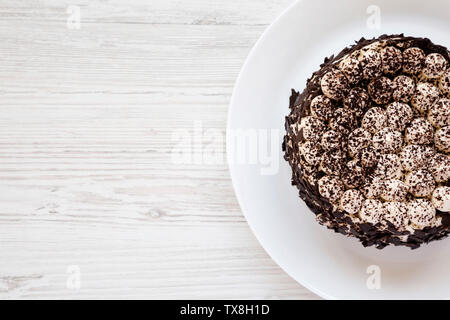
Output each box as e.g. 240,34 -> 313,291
0,0 -> 319,299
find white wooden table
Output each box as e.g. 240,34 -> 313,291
0,0 -> 318,299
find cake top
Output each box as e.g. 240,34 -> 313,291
290,35 -> 450,236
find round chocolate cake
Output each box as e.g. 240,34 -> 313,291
283,34 -> 450,249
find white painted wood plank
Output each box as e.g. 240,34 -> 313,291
0,0 -> 319,299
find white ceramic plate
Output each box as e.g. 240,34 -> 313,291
227,0 -> 450,299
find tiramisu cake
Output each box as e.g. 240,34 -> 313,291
283,34 -> 450,249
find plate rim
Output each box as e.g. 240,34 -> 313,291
226,0 -> 332,299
